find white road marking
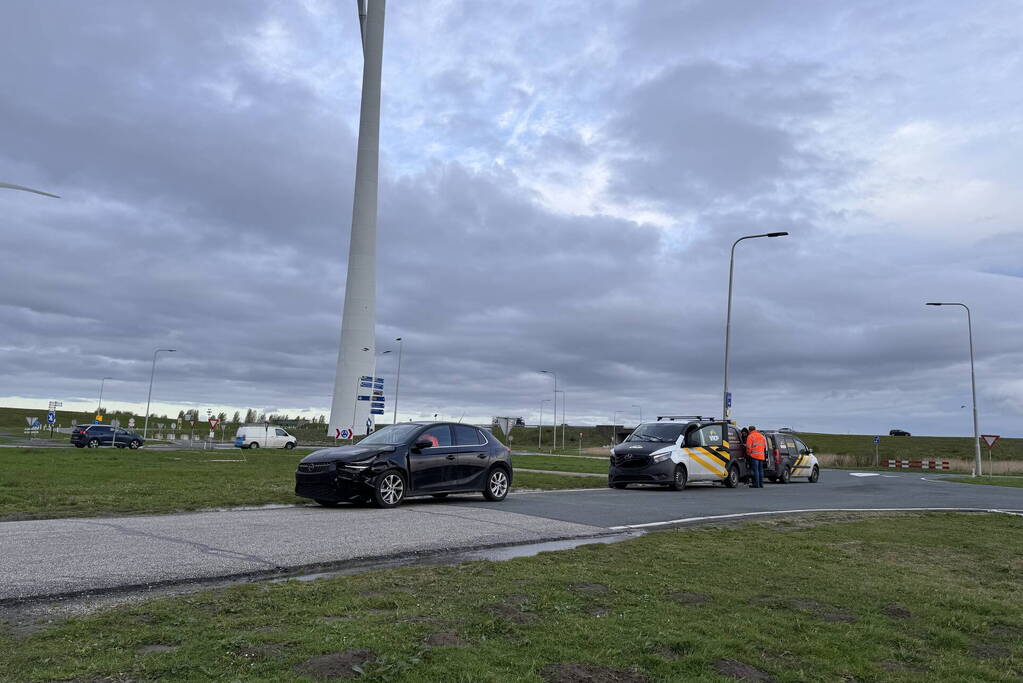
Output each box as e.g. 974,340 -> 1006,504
849,473 -> 879,477
607,507 -> 1018,530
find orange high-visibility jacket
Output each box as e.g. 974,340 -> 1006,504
746,430 -> 767,460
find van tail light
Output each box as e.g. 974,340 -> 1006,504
774,448 -> 781,465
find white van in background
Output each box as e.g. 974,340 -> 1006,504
234,425 -> 298,450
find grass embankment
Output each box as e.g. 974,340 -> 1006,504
0,449 -> 601,521
3,513 -> 1021,681
946,476 -> 1023,489
511,453 -> 608,475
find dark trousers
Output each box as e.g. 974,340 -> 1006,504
750,458 -> 764,488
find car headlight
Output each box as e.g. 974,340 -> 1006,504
651,452 -> 670,463
340,459 -> 374,470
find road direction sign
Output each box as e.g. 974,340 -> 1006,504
370,409 -> 384,415
209,417 -> 220,429
981,434 -> 1000,448
360,382 -> 373,388
372,389 -> 383,396
873,436 -> 880,444
360,375 -> 373,382
372,383 -> 384,390
357,395 -> 370,401
373,377 -> 383,383
726,392 -> 732,408
47,411 -> 56,424
371,402 -> 385,409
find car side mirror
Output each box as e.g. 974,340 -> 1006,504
414,440 -> 433,451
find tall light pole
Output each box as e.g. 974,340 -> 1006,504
97,377 -> 113,414
926,302 -> 982,477
612,410 -> 624,445
538,399 -> 550,450
329,0 -> 386,439
722,232 -> 789,442
143,349 -> 176,438
555,389 -> 565,451
391,337 -> 403,425
540,370 -> 557,449
632,404 -> 643,424
0,181 -> 60,198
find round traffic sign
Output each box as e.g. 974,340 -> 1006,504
338,428 -> 352,439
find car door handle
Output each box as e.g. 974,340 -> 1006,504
477,453 -> 487,459
446,454 -> 456,460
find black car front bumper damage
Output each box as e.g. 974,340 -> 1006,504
295,462 -> 377,502
608,454 -> 675,484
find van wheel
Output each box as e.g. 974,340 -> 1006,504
372,470 -> 406,508
248,442 -> 259,449
809,466 -> 820,483
284,442 -> 295,450
483,468 -> 510,501
87,439 -> 100,448
668,465 -> 687,491
723,465 -> 740,488
780,466 -> 791,484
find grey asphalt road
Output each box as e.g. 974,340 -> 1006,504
1,470 -> 1020,602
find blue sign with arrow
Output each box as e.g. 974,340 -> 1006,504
47,411 -> 56,424
360,382 -> 373,388
371,402 -> 385,409
370,409 -> 384,415
357,395 -> 370,401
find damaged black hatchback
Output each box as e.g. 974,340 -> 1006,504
295,422 -> 513,509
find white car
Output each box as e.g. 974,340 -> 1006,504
234,425 -> 297,450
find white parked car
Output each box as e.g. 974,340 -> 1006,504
234,425 -> 298,450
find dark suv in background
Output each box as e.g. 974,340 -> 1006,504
70,424 -> 145,449
295,422 -> 513,508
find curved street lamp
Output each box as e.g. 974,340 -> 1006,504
926,302 -> 982,476
722,232 -> 789,441
143,349 -> 176,438
0,181 -> 60,198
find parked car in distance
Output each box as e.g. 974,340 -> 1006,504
778,427 -> 796,433
235,425 -> 297,449
295,422 -> 512,508
70,424 -> 144,449
889,429 -> 911,437
762,430 -> 819,483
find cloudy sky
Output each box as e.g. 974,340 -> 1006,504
2,0 -> 1021,436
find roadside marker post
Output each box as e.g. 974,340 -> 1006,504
873,436 -> 880,466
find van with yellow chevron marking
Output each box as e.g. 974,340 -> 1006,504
608,415 -> 750,490
762,430 -> 820,484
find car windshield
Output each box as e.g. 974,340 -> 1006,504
624,423 -> 688,443
357,423 -> 423,445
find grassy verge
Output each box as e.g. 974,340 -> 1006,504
512,453 -> 608,474
945,476 -> 1023,489
3,513 -> 1021,681
0,449 -> 602,521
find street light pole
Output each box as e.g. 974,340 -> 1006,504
538,399 -> 550,450
391,337 -> 403,425
97,377 -> 113,414
0,181 -> 60,198
632,404 -> 642,424
540,370 -> 558,449
612,410 -> 622,445
926,302 -> 982,477
143,349 -> 176,439
722,232 -> 789,443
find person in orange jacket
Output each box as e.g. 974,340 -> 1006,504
745,425 -> 767,488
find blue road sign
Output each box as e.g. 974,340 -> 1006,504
360,382 -> 373,388
373,377 -> 384,383
47,411 -> 56,424
873,436 -> 880,444
371,402 -> 385,409
372,383 -> 384,390
370,409 -> 384,415
357,395 -> 370,401
372,389 -> 383,396
359,376 -> 373,382
726,392 -> 732,408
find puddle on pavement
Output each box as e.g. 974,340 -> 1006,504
276,532 -> 643,584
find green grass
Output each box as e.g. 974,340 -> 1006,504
3,513 -> 1021,681
0,448 -> 603,521
946,476 -> 1023,489
511,453 -> 608,474
799,432 -> 1022,463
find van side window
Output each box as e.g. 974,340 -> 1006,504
692,424 -> 723,447
793,438 -> 809,455
783,437 -> 799,454
728,427 -> 741,444
275,429 -> 288,436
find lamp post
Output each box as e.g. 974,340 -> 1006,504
632,404 -> 643,424
722,232 -> 789,443
143,349 -> 176,438
926,302 -> 982,477
391,337 -> 403,425
612,410 -> 623,445
555,389 -> 565,452
538,399 -> 551,450
540,370 -> 558,449
97,377 -> 113,415
0,181 -> 60,198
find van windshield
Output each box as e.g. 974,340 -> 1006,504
358,423 -> 422,445
624,423 -> 688,443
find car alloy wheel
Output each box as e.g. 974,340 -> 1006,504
128,440 -> 140,449
87,439 -> 99,448
373,471 -> 405,508
669,465 -> 687,491
483,468 -> 509,501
